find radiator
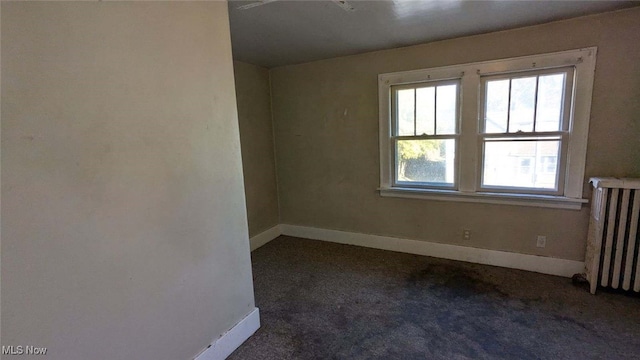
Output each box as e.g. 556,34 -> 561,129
585,177 -> 640,294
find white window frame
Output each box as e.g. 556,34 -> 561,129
391,79 -> 461,190
477,67 -> 574,196
378,48 -> 597,210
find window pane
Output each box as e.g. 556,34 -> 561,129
416,87 -> 435,135
396,139 -> 455,185
509,77 -> 536,132
538,156 -> 558,174
397,89 -> 415,136
482,139 -> 560,189
436,85 -> 457,134
484,79 -> 509,133
535,73 -> 565,131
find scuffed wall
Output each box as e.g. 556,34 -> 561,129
269,8 -> 640,262
1,2 -> 255,359
234,61 -> 280,237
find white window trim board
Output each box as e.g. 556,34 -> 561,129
378,47 -> 597,208
378,187 -> 588,210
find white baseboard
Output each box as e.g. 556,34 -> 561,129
249,225 -> 282,251
280,224 -> 584,278
194,307 -> 260,360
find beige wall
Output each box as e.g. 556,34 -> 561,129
234,61 -> 279,237
270,8 -> 640,262
1,2 -> 255,359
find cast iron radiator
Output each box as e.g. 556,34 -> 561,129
585,177 -> 640,294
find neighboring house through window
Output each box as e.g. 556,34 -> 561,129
378,48 -> 597,209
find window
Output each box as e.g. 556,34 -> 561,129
393,81 -> 459,188
480,68 -> 572,195
378,48 -> 597,210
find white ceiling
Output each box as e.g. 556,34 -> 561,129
228,0 -> 639,68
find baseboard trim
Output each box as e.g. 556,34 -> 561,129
280,224 -> 584,278
194,307 -> 260,360
249,225 -> 281,251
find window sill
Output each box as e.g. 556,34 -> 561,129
378,187 -> 588,210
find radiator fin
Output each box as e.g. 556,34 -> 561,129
600,188 -> 618,287
611,189 -> 630,288
623,193 -> 639,290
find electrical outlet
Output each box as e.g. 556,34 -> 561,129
536,235 -> 547,248
463,230 -> 471,241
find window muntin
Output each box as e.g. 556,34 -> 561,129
479,68 -> 573,194
378,48 -> 597,208
391,80 -> 460,188
481,68 -> 572,134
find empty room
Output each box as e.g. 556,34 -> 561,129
2,1 -> 639,360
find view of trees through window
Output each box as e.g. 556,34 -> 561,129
390,68 -> 570,191
381,48 -> 594,200
394,83 -> 457,185
396,139 -> 454,184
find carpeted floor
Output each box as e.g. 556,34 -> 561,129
229,236 -> 640,360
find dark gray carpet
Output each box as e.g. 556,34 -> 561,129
229,236 -> 640,360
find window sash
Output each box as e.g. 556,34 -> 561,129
480,67 -> 574,134
391,79 -> 461,137
477,134 -> 569,196
391,136 -> 458,189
